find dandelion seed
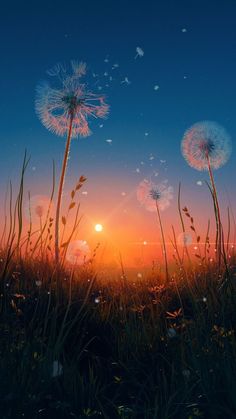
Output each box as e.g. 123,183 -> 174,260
135,46 -> 144,59
106,138 -> 112,144
136,168 -> 140,173
137,272 -> 142,278
104,72 -> 108,77
95,297 -> 100,304
121,76 -> 131,85
154,85 -> 160,90
196,180 -> 203,186
99,123 -> 104,128
104,56 -> 109,63
112,63 -> 119,69
202,297 -> 207,302
144,132 -> 149,136
82,191 -> 88,195
121,192 -> 126,196
181,28 -> 187,32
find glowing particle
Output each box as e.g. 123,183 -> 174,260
154,85 -> 160,91
144,132 -> 149,136
106,139 -> 112,144
182,28 -> 187,33
196,180 -> 203,186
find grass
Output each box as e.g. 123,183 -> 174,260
0,154 -> 236,419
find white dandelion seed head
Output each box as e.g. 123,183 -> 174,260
66,240 -> 91,265
137,179 -> 174,212
181,121 -> 232,171
177,232 -> 192,247
36,61 -> 109,139
24,195 -> 52,222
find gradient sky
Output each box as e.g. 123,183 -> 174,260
0,0 -> 235,266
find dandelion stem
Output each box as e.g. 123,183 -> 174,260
55,114 -> 74,265
155,201 -> 169,283
206,154 -> 222,267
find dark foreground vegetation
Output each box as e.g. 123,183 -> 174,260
0,257 -> 236,419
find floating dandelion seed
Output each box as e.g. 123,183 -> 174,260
121,76 -> 131,85
66,240 -> 91,265
181,121 -> 232,171
196,180 -> 203,186
181,121 -> 232,266
36,61 -> 109,264
135,46 -> 144,59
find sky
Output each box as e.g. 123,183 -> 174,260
0,0 -> 235,266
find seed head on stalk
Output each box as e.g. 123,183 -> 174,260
36,61 -> 109,264
181,121 -> 232,267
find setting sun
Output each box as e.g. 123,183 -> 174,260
95,223 -> 103,232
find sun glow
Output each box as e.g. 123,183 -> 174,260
95,223 -> 103,232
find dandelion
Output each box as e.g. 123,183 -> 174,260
177,232 -> 192,247
181,121 -> 232,266
66,240 -> 91,265
137,179 -> 173,282
36,61 -> 109,264
135,46 -> 144,59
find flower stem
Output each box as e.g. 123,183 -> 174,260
156,201 -> 169,283
55,115 -> 73,265
206,154 -> 222,267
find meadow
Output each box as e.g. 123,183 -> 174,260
0,152 -> 236,419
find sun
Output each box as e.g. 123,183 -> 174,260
95,223 -> 103,232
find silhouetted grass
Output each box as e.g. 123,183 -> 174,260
0,155 -> 236,419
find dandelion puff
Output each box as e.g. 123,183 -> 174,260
181,121 -> 232,171
181,120 -> 232,267
36,61 -> 109,264
177,232 -> 192,247
137,179 -> 173,212
66,240 -> 91,265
